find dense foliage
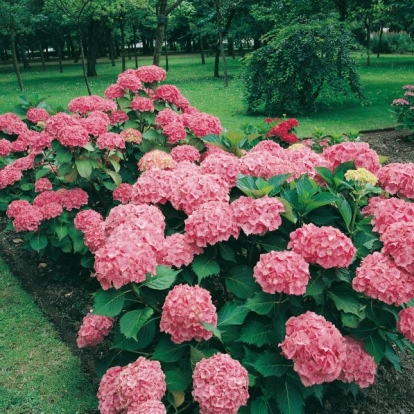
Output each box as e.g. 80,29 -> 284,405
242,19 -> 365,114
2,67 -> 414,414
392,84 -> 414,140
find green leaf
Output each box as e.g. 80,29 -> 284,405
107,170 -> 122,186
119,307 -> 154,340
56,146 -> 73,164
384,343 -> 401,372
54,225 -> 68,241
225,265 -> 260,299
225,130 -> 244,145
304,192 -> 338,214
80,252 -> 94,268
29,234 -> 48,252
341,312 -> 362,328
218,243 -> 237,262
327,286 -> 364,316
190,346 -> 206,365
248,351 -> 290,377
201,322 -> 222,340
314,166 -> 334,186
165,369 -> 191,391
202,133 -> 229,151
142,265 -> 180,290
335,197 -> 352,229
75,159 -> 93,178
35,168 -> 51,179
275,375 -> 305,414
259,235 -> 288,252
239,320 -> 271,347
364,333 -> 386,364
143,129 -> 163,141
250,397 -> 269,414
268,173 -> 291,195
152,336 -> 188,362
83,142 -> 95,152
245,291 -> 275,315
93,289 -> 127,317
191,255 -> 220,284
304,274 -> 325,305
118,97 -> 131,110
218,302 -> 250,327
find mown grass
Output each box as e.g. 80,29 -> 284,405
0,53 -> 412,136
0,257 -> 98,413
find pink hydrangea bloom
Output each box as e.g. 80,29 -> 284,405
381,221 -> 414,274
160,284 -> 217,343
280,311 -> 345,387
154,84 -> 181,104
192,353 -> 249,414
116,70 -> 143,92
322,142 -> 380,173
159,233 -> 203,268
231,196 -> 285,235
170,173 -> 230,215
97,132 -> 126,150
181,111 -> 222,137
12,204 -> 43,232
19,130 -> 53,153
120,128 -> 142,144
98,366 -> 124,414
57,124 -> 89,148
338,337 -> 377,388
138,150 -> 175,172
362,197 -> 414,235
39,202 -> 63,220
0,166 -> 23,189
26,107 -> 49,123
250,140 -> 288,158
377,163 -> 414,199
128,400 -> 166,414
45,112 -> 80,137
34,178 -> 53,193
117,357 -> 166,410
352,252 -> 414,305
83,223 -> 106,253
76,314 -> 114,348
162,120 -> 187,144
6,200 -> 32,218
155,108 -> 180,127
131,169 -> 175,205
0,139 -> 12,156
74,209 -> 103,232
0,112 -> 28,136
253,250 -> 310,295
170,145 -> 200,163
136,65 -> 166,83
200,152 -> 241,187
81,114 -> 109,136
109,110 -> 129,125
33,190 -> 62,208
104,83 -> 126,99
11,154 -> 35,171
68,95 -> 117,115
288,223 -> 356,269
131,96 -> 155,112
185,201 -> 239,248
113,183 -> 133,204
59,188 -> 89,211
397,307 -> 414,343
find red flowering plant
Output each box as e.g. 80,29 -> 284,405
4,74 -> 414,414
392,84 -> 414,140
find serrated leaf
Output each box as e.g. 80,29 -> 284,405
190,345 -> 206,365
142,265 -> 180,290
341,312 -> 362,328
275,376 -> 305,414
225,265 -> 259,299
152,336 -> 188,362
251,397 -> 269,414
201,322 -> 222,340
304,274 -> 325,305
54,225 -> 68,241
170,390 -> 185,408
191,255 -> 220,284
259,235 -> 288,252
107,170 -> 122,186
314,166 -> 334,185
56,147 -> 73,164
75,159 -> 93,178
80,252 -> 94,268
239,320 -> 271,347
335,197 -> 352,229
364,333 -> 386,364
29,234 -> 48,252
248,351 -> 290,377
218,302 -> 250,327
93,289 -> 127,317
218,243 -> 237,262
165,369 -> 191,391
119,307 -> 154,340
304,192 -> 338,214
35,168 -> 51,179
245,291 -> 275,315
143,129 -> 163,140
327,286 -> 364,316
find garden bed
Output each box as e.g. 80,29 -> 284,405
1,127 -> 414,414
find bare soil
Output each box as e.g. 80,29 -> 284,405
1,128 -> 414,414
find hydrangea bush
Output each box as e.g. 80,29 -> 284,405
2,67 -> 414,414
392,84 -> 414,140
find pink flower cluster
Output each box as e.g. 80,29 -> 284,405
352,252 -> 414,306
138,150 -> 175,172
192,353 -> 249,414
117,69 -> 143,93
34,178 -> 52,193
159,233 -> 203,268
26,107 -> 49,123
0,112 -> 28,136
381,221 -> 414,274
397,307 -> 414,343
74,209 -> 105,253
112,183 -> 133,204
68,95 -> 117,115
338,337 -> 377,388
267,118 -> 299,144
129,400 -> 166,414
253,250 -> 310,295
280,311 -> 345,386
0,166 -> 23,189
120,128 -> 142,144
76,313 -> 114,348
377,162 -> 414,199
160,284 -> 217,343
98,357 -> 166,414
131,96 -> 154,112
322,142 -> 381,173
96,132 -> 125,150
136,65 -> 166,83
231,196 -> 285,235
170,145 -> 200,163
288,223 -> 356,269
200,152 -> 240,187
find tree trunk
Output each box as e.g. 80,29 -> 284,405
153,0 -> 167,66
10,28 -> 24,90
120,17 -> 126,71
199,35 -> 205,65
133,26 -> 139,68
87,19 -> 100,77
365,16 -> 371,67
165,38 -> 169,71
39,43 -> 46,71
78,25 -> 92,95
377,22 -> 384,58
216,8 -> 228,88
214,44 -> 220,78
19,39 -> 30,69
107,29 -> 116,67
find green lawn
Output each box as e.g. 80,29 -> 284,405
0,257 -> 98,413
0,53 -> 413,137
